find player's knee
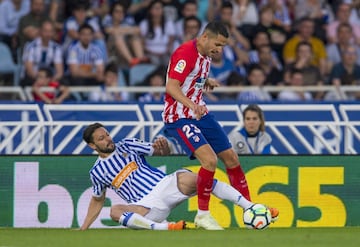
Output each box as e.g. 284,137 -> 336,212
202,155 -> 217,169
220,149 -> 239,167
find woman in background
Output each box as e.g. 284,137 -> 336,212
228,104 -> 272,154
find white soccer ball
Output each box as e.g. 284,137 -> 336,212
243,203 -> 272,230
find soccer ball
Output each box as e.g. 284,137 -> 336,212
243,204 -> 272,230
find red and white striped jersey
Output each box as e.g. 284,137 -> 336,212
162,40 -> 211,123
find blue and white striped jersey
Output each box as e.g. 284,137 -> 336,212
66,41 -> 104,67
89,138 -> 166,203
22,37 -> 63,77
62,16 -> 101,50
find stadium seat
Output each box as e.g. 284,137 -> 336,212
129,64 -> 157,86
0,42 -> 20,86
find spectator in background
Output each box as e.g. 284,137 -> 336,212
278,68 -> 313,101
259,0 -> 292,33
102,1 -> 147,67
294,0 -> 334,23
174,0 -> 204,41
294,0 -> 334,42
66,23 -> 105,86
231,0 -> 259,35
21,20 -> 63,86
326,3 -> 360,46
126,0 -> 152,23
46,0 -> 65,36
62,2 -> 107,60
138,66 -> 165,102
176,15 -> 202,46
18,0 -> 49,51
139,0 -> 176,66
327,45 -> 360,100
161,0 -> 181,22
88,62 -> 129,102
237,65 -> 272,102
284,41 -> 324,100
228,104 -> 272,154
207,0 -> 222,21
219,1 -> 250,51
87,0 -> 110,19
283,17 -> 327,77
196,0 -> 211,22
347,0 -> 360,25
208,49 -> 245,101
255,44 -> 283,86
0,0 -> 30,54
209,50 -> 242,87
248,31 -> 282,71
32,67 -> 69,104
326,23 -> 360,73
217,1 -> 250,76
174,15 -> 203,50
252,4 -> 287,63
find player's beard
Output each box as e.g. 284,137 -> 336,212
96,142 -> 115,153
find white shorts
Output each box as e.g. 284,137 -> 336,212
131,169 -> 191,222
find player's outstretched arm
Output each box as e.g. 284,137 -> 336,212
80,193 -> 106,230
204,78 -> 220,91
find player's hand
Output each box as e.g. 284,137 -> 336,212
192,104 -> 207,120
204,78 -> 220,91
153,137 -> 170,155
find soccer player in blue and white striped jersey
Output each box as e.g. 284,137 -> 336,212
80,123 -> 273,231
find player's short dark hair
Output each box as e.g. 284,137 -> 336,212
83,123 -> 104,144
204,21 -> 229,38
78,23 -> 94,33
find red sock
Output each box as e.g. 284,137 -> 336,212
197,167 -> 215,211
226,165 -> 251,201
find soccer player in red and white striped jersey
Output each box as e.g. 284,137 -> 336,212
162,21 -> 257,230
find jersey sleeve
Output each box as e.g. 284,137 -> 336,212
122,138 -> 154,156
167,43 -> 197,83
90,172 -> 106,197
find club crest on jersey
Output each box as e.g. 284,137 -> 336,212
193,135 -> 200,142
174,59 -> 186,73
122,153 -> 128,158
195,77 -> 206,88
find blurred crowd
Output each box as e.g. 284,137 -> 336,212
0,0 -> 360,103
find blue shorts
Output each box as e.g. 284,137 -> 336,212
164,114 -> 232,159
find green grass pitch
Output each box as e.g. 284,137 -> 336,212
0,227 -> 359,247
